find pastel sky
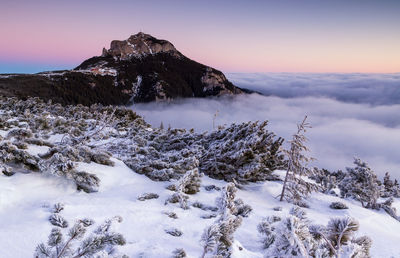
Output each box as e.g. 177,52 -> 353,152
1,0 -> 399,73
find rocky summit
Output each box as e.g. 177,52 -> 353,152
0,33 -> 247,106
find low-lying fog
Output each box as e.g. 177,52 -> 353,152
132,73 -> 400,179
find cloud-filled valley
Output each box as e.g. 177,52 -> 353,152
133,73 -> 400,179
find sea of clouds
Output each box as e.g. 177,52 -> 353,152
132,73 -> 400,179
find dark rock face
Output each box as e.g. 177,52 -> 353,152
0,33 -> 245,105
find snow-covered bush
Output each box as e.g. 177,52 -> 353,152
339,158 -> 382,209
52,203 -> 65,214
171,248 -> 186,258
165,228 -> 183,237
137,193 -> 159,201
49,214 -> 69,228
2,97 -> 286,185
311,168 -> 345,194
233,198 -> 252,217
72,171 -> 101,193
382,172 -> 400,198
165,169 -> 202,209
6,128 -> 33,139
329,202 -> 348,210
175,168 -> 202,195
379,197 -> 400,222
280,116 -> 318,205
200,183 -> 246,257
258,207 -> 372,257
311,216 -> 372,258
0,141 -> 40,172
165,192 -> 189,210
200,121 -> 285,182
35,216 -> 126,258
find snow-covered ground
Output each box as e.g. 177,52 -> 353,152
1,152 -> 400,257
1,97 -> 400,257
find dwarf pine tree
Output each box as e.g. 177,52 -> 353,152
310,216 -> 372,258
259,207 -> 313,257
200,183 -> 244,257
165,168 -> 202,209
259,209 -> 372,258
339,158 -> 382,209
35,216 -> 126,258
280,116 -> 317,205
382,172 -> 400,198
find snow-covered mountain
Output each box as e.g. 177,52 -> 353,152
0,33 -> 247,106
1,97 -> 400,257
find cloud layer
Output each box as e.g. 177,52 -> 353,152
227,73 -> 400,105
132,73 -> 400,179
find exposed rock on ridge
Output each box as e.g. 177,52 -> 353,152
0,32 -> 248,106
103,32 -> 180,59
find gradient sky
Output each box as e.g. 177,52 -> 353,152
1,0 -> 399,73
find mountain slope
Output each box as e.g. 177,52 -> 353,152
1,97 -> 400,257
0,33 -> 245,105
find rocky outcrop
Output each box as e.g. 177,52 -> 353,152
103,32 -> 180,59
0,32 -> 249,106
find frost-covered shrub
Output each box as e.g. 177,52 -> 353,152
165,228 -> 183,237
165,169 -> 202,209
52,203 -> 65,214
310,167 -> 345,194
163,211 -> 178,219
311,217 -> 372,258
204,185 -> 221,191
261,207 -> 312,257
123,121 -> 284,183
258,208 -> 372,257
0,141 -> 40,171
339,158 -> 382,209
39,153 -> 100,193
382,172 -> 400,198
200,121 -> 285,182
257,215 -> 281,249
379,197 -> 400,222
6,128 -> 33,139
200,183 -> 245,257
137,193 -> 159,201
330,202 -> 348,210
35,216 -> 126,258
172,248 -> 186,258
201,224 -> 222,258
49,214 -> 69,228
192,202 -> 218,212
233,199 -> 252,217
41,145 -> 114,166
280,116 -> 318,205
72,171 -> 101,193
91,151 -> 115,166
165,192 -> 189,209
175,169 -> 202,195
1,165 -> 14,176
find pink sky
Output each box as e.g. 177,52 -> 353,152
1,0 -> 399,73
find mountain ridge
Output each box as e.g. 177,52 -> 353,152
0,32 -> 249,105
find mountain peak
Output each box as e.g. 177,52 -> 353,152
103,32 -> 180,59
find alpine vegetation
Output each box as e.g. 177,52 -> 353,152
1,96 -> 400,256
382,172 -> 400,198
165,169 -> 202,209
279,116 -> 317,206
201,183 -> 250,257
258,207 -> 372,257
35,216 -> 126,258
339,158 -> 382,209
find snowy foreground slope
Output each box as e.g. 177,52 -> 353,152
1,97 -> 400,257
1,159 -> 400,257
